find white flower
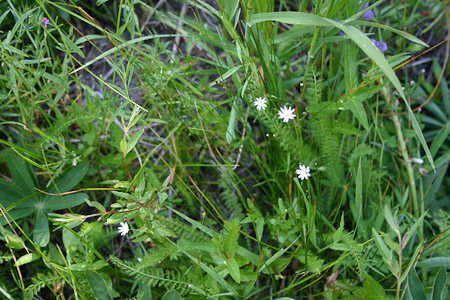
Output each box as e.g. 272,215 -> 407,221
278,105 -> 296,123
137,258 -> 142,262
118,222 -> 129,236
411,158 -> 424,164
253,97 -> 267,111
296,164 -> 311,180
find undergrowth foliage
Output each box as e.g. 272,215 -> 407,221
0,0 -> 449,299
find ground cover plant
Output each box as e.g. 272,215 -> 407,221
0,0 -> 449,299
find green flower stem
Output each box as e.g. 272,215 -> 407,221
391,113 -> 423,237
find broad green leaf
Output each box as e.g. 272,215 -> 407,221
63,228 -> 79,254
120,138 -> 127,155
126,129 -> 144,154
224,222 -> 239,258
16,253 -> 40,266
85,270 -> 112,300
43,193 -> 88,210
431,267 -> 447,300
226,257 -> 241,283
406,268 -> 427,300
351,21 -> 428,47
6,153 -> 37,196
47,162 -> 89,194
0,178 -> 25,206
353,274 -> 387,299
249,12 -> 331,27
33,210 -> 50,247
417,257 -> 450,268
161,290 -> 181,300
1,228 -> 24,250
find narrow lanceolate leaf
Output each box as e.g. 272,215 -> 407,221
431,267 -> 447,300
384,205 -> 400,236
226,98 -> 238,144
248,12 -> 435,172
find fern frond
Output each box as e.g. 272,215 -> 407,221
219,171 -> 244,219
23,272 -> 62,300
305,66 -> 343,187
140,243 -> 178,266
125,290 -> 144,300
110,255 -> 203,296
154,214 -> 207,243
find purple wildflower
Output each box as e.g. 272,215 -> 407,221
379,41 -> 387,52
335,18 -> 344,36
41,17 -> 49,28
363,4 -> 374,21
371,38 -> 387,52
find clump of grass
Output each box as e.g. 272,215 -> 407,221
0,0 -> 449,299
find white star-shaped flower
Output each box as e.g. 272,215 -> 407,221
278,105 -> 296,123
118,222 -> 129,236
296,164 -> 311,180
253,97 -> 267,111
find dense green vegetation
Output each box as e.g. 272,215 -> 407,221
0,0 -> 449,299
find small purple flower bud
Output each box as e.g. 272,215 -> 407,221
363,4 -> 374,21
41,17 -> 49,28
